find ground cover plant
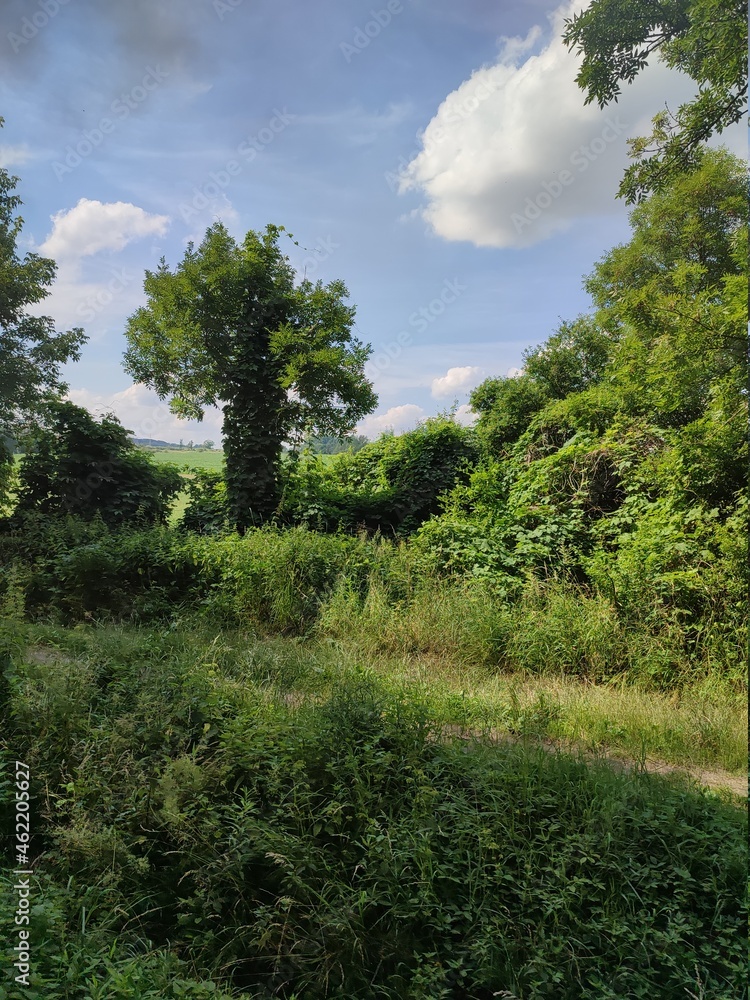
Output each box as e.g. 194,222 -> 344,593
0,621 -> 746,999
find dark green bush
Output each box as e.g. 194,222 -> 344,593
0,516 -> 217,621
12,401 -> 181,527
179,468 -> 229,534
280,417 -> 480,535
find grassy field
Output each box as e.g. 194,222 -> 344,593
20,622 -> 748,779
138,448 -> 224,523
142,447 -> 225,471
0,524 -> 746,996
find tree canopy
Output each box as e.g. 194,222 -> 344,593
124,223 -> 377,529
0,119 -> 86,447
470,149 -> 747,476
563,0 -> 747,201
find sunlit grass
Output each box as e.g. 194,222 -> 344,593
23,622 -> 747,777
145,447 -> 225,471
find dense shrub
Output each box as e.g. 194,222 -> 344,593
279,416 -> 480,535
179,468 -> 229,534
12,401 -> 181,527
0,517 -> 393,633
0,515 -> 216,620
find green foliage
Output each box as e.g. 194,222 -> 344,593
304,433 -> 368,454
471,318 -> 615,456
0,119 -> 87,514
586,150 -> 746,331
469,373 -> 549,452
281,417 -> 480,535
563,0 -> 747,201
206,526 -> 373,632
124,222 -> 376,529
11,401 -> 182,527
0,871 -> 249,999
0,120 -> 86,432
0,517 -> 383,634
180,469 -> 229,535
523,315 -> 615,399
175,418 -> 478,537
421,151 -> 747,677
0,517 -> 214,621
1,635 -> 745,999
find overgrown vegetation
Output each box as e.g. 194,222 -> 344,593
11,401 -> 182,528
0,622 -> 746,999
0,24 -> 746,996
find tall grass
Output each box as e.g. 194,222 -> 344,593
14,619 -> 748,777
1,622 -> 746,999
317,571 -> 744,692
2,518 -> 744,692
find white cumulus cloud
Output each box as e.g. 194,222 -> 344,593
32,199 -> 169,332
454,403 -> 477,426
399,1 -> 701,248
431,365 -> 483,398
66,384 -> 224,445
357,403 -> 426,438
0,143 -> 33,168
40,198 -> 169,261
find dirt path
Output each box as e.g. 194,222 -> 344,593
22,645 -> 748,799
614,756 -> 746,798
441,725 -> 747,799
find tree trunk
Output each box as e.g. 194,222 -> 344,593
223,381 -> 285,532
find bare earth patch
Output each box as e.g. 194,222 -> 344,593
441,724 -> 748,800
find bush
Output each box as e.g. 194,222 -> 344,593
205,526 -> 376,632
12,401 -> 181,527
179,468 -> 229,534
280,417 -> 480,535
0,516 -> 218,621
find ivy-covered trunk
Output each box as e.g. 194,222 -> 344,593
223,331 -> 287,532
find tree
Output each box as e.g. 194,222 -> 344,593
202,439 -> 215,450
471,151 -> 746,453
563,0 -> 747,201
469,374 -> 549,453
469,317 -> 614,455
305,433 -> 368,455
584,150 -> 747,436
523,316 -> 615,399
124,223 -> 377,530
0,118 -> 86,452
13,400 -> 182,526
585,149 -> 747,336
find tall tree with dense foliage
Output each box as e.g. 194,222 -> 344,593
472,149 -> 746,455
563,0 -> 747,201
124,223 -> 377,530
585,149 -> 747,434
0,119 -> 86,451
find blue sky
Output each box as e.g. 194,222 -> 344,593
1,0 -> 741,443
